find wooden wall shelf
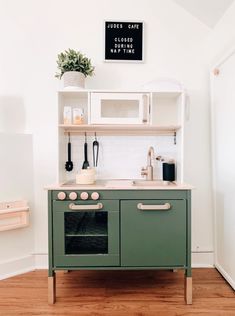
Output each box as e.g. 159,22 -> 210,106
59,124 -> 181,136
0,200 -> 29,232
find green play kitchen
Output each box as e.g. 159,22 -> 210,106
46,80 -> 193,305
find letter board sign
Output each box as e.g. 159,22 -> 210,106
104,21 -> 144,62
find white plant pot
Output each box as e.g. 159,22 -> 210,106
63,71 -> 85,89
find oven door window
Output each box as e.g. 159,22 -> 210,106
64,211 -> 108,255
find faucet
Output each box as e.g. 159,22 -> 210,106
141,146 -> 155,180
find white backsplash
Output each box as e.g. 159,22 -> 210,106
63,135 -> 177,182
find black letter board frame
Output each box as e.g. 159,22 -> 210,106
104,20 -> 144,63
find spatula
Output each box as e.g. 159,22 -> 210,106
65,133 -> 73,172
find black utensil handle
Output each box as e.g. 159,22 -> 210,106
96,143 -> 99,167
93,143 -> 96,167
68,142 -> 71,161
84,142 -> 88,161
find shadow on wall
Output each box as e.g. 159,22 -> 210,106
0,96 -> 26,133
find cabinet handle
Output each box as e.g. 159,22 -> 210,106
69,203 -> 103,211
137,203 -> 171,210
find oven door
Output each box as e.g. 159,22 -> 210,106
52,200 -> 119,267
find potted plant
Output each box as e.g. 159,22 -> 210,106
55,49 -> 95,89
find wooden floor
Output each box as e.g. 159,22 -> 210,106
0,269 -> 235,316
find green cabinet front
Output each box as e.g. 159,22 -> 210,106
121,199 -> 187,267
52,200 -> 119,267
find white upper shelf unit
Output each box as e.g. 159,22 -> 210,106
57,80 -> 186,183
58,84 -> 185,136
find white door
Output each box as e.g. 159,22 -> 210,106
212,51 -> 235,289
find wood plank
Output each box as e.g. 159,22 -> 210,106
185,276 -> 192,304
48,276 -> 56,304
59,124 -> 180,136
0,269 -> 234,315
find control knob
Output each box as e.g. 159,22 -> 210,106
80,192 -> 89,200
57,192 -> 66,200
69,192 -> 77,200
91,192 -> 99,200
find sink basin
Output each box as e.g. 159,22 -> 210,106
132,180 -> 173,186
105,179 -> 174,188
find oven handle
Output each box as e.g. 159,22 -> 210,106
69,202 -> 103,211
137,203 -> 171,211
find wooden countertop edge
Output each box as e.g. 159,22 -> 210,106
44,182 -> 194,191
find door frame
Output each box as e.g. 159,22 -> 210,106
210,47 -> 235,290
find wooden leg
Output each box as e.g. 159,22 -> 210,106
185,276 -> 192,305
48,274 -> 56,304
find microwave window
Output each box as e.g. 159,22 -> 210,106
101,100 -> 139,118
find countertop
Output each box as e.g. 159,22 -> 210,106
45,179 -> 193,191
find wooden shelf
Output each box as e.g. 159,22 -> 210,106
58,89 -> 182,95
59,124 -> 180,136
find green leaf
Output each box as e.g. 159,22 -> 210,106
55,49 -> 95,79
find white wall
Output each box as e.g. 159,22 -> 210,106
0,0 -> 214,267
0,134 -> 34,278
205,1 -> 235,63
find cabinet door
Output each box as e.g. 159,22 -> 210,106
53,200 -> 119,267
121,200 -> 187,267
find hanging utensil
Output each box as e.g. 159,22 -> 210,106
93,132 -> 99,167
82,132 -> 90,169
65,132 -> 73,172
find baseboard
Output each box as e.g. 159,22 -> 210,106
0,255 -> 35,280
192,252 -> 214,268
0,252 -> 214,280
215,262 -> 235,290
